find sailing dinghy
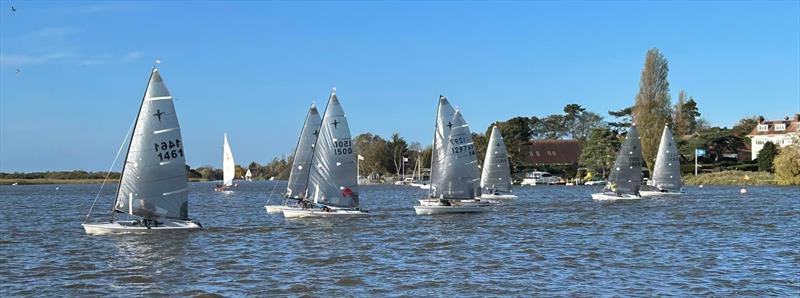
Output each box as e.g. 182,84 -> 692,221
282,90 -> 368,218
265,103 -> 322,213
640,125 -> 684,197
245,169 -> 252,181
591,124 -> 644,201
214,133 -> 237,193
479,125 -> 517,201
82,67 -> 201,234
415,96 -> 488,215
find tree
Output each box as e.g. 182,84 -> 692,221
579,128 -> 622,178
757,142 -> 779,172
542,114 -> 567,139
563,103 -> 586,139
529,116 -> 547,140
573,111 -> 605,143
732,116 -> 759,142
632,48 -> 673,172
497,117 -> 532,143
608,106 -> 632,132
773,139 -> 800,185
673,90 -> 687,136
387,133 -> 409,176
680,97 -> 701,134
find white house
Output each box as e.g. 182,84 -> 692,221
747,114 -> 800,160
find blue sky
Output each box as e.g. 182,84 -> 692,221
1,1 -> 798,172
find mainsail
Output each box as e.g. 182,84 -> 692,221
222,133 -> 235,186
440,111 -> 481,199
480,125 -> 512,193
429,95 -> 456,198
114,68 -> 189,220
307,91 -> 359,208
286,104 -> 322,199
651,126 -> 682,192
607,124 -> 644,195
245,169 -> 252,180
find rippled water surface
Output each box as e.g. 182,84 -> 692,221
1,182 -> 799,296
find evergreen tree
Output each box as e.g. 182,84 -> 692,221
757,142 -> 779,172
632,48 -> 673,172
608,106 -> 632,132
579,128 -> 622,178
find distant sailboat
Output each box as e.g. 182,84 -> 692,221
479,125 -> 517,200
265,103 -> 322,213
415,96 -> 488,215
591,124 -> 644,200
82,66 -> 201,234
282,90 -> 368,218
245,169 -> 252,181
641,125 -> 684,196
214,133 -> 237,193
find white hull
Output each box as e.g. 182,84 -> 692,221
639,190 -> 684,197
479,194 -> 517,200
282,208 -> 368,218
591,193 -> 642,201
82,220 -> 202,235
417,199 -> 490,207
410,183 -> 430,189
264,205 -> 301,213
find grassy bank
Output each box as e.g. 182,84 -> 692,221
683,170 -> 776,186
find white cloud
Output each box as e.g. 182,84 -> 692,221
0,52 -> 71,66
122,51 -> 143,63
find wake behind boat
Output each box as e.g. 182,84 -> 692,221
479,125 -> 517,201
282,90 -> 368,218
82,66 -> 201,234
415,96 -> 488,215
265,103 -> 322,214
591,124 -> 644,201
640,125 -> 685,197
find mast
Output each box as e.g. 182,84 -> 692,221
110,65 -> 156,222
286,103 -> 315,199
303,89 -> 333,200
428,95 -> 443,198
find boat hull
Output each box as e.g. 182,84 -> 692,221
479,194 -> 518,200
264,205 -> 301,213
282,209 -> 368,218
639,190 -> 684,197
591,193 -> 642,201
82,220 -> 202,235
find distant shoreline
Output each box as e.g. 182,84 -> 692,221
0,178 -> 212,185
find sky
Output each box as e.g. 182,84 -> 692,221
1,1 -> 798,172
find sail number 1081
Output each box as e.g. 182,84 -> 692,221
154,139 -> 184,161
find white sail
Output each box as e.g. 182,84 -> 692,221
440,110 -> 481,199
222,133 -> 235,186
307,91 -> 359,208
652,126 -> 682,191
245,169 -> 252,180
429,95 -> 456,198
480,125 -> 512,193
286,104 -> 322,199
114,68 -> 189,220
607,124 -> 643,195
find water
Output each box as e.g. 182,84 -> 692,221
1,182 -> 798,296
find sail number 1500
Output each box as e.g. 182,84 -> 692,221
154,139 -> 184,161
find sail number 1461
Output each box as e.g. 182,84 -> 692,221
154,139 -> 184,161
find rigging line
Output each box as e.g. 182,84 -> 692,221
265,176 -> 281,205
83,118 -> 137,223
